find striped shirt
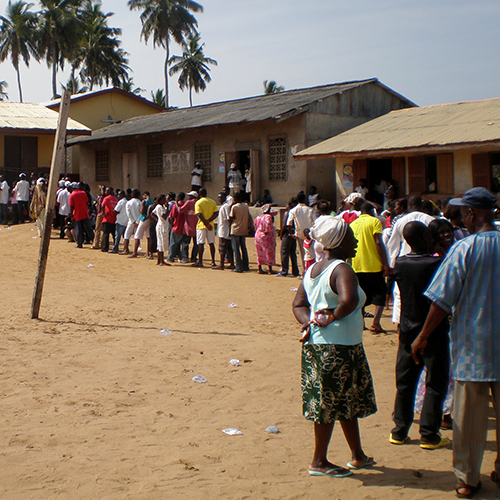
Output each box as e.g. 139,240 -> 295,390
425,231 -> 500,381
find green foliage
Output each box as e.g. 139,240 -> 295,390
150,88 -> 165,107
118,76 -> 144,96
0,80 -> 8,100
263,80 -> 285,95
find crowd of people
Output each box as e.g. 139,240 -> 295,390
3,167 -> 500,498
292,185 -> 500,499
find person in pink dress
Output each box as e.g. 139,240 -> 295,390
254,204 -> 278,274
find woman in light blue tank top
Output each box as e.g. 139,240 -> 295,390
293,217 -> 377,478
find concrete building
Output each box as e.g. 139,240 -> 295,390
69,79 -> 414,205
0,102 -> 90,186
294,97 -> 500,204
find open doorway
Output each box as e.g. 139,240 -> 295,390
238,150 -> 251,202
368,158 -> 392,205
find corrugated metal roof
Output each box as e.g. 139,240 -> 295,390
0,102 -> 91,135
294,97 -> 500,158
69,78 -> 413,145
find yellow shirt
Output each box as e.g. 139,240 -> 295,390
195,197 -> 218,230
350,214 -> 383,273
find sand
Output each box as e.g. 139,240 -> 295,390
0,223 -> 498,499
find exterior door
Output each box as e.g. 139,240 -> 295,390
122,153 -> 138,191
224,151 -> 237,189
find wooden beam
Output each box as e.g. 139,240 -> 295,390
31,90 -> 71,319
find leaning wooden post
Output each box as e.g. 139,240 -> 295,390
31,90 -> 71,319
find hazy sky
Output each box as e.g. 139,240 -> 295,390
1,0 -> 499,108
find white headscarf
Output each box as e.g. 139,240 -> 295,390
310,216 -> 348,250
345,192 -> 363,205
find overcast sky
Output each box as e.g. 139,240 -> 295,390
1,0 -> 499,108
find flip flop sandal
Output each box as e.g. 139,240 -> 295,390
455,481 -> 481,498
346,456 -> 376,470
308,467 -> 353,478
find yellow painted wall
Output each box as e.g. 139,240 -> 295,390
38,134 -> 54,169
67,92 -> 163,131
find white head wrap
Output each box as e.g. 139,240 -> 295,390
345,192 -> 363,205
310,216 -> 348,250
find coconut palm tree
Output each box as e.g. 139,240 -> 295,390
73,0 -> 129,91
263,80 -> 284,95
0,0 -> 38,102
128,0 -> 203,109
0,80 -> 8,100
38,0 -> 84,99
169,33 -> 216,107
118,75 -> 144,96
150,88 -> 165,107
61,74 -> 87,94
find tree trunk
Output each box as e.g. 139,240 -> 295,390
164,42 -> 170,109
15,64 -> 23,103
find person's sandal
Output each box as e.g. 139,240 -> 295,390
455,481 -> 481,498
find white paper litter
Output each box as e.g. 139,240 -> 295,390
160,329 -> 172,336
229,359 -> 240,367
192,375 -> 206,383
290,287 -> 298,292
222,428 -> 243,436
228,303 -> 237,308
87,264 -> 94,268
265,425 -> 280,433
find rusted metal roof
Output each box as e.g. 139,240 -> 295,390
294,97 -> 500,159
68,78 -> 414,145
0,102 -> 91,135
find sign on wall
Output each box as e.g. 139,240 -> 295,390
163,151 -> 190,174
343,164 -> 353,189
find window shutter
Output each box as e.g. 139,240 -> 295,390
352,159 -> 367,192
391,157 -> 406,198
408,156 -> 426,194
436,153 -> 454,194
471,153 -> 491,189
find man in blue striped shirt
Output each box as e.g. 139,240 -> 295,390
411,187 -> 500,499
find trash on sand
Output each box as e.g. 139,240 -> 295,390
192,375 -> 207,383
32,236 -> 37,239
290,287 -> 298,292
160,329 -> 172,336
228,303 -> 237,308
222,428 -> 243,436
87,264 -> 94,268
265,425 -> 280,433
229,359 -> 240,367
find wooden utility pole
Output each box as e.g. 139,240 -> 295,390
31,90 -> 71,319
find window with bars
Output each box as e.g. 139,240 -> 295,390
194,144 -> 212,182
269,137 -> 287,181
95,150 -> 109,181
147,143 -> 163,178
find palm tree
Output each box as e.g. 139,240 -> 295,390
0,1 -> 38,102
263,80 -> 284,95
117,75 -> 144,96
169,33 -> 216,107
0,80 -> 8,100
150,88 -> 165,107
73,1 -> 129,91
128,0 -> 203,109
38,0 -> 84,99
61,74 -> 87,94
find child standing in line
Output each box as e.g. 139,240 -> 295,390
151,194 -> 171,267
390,221 -> 450,449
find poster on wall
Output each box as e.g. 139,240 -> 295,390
343,164 -> 353,189
163,151 -> 190,174
219,152 -> 225,173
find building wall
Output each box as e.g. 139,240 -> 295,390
78,115 -> 307,205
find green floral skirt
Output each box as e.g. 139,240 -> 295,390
301,343 -> 377,424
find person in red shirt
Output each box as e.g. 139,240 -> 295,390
69,182 -> 94,248
101,187 -> 118,252
167,192 -> 189,263
179,191 -> 199,262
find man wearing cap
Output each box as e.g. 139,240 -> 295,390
412,187 -> 500,498
13,173 -> 30,223
191,162 -> 203,193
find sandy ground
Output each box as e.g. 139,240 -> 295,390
0,222 -> 498,499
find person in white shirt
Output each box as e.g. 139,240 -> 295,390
355,178 -> 369,199
191,162 -> 203,192
0,175 -> 9,224
227,163 -> 242,196
13,173 -> 30,223
151,194 -> 171,266
214,191 -> 234,270
56,182 -> 71,238
111,190 -> 128,253
120,189 -> 142,255
286,192 -> 317,274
